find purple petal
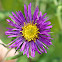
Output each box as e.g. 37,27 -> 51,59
23,42 -> 30,56
43,21 -> 51,26
39,47 -> 44,53
38,25 -> 52,31
36,40 -> 47,53
16,41 -> 23,50
12,12 -> 23,25
8,35 -> 19,38
7,37 -> 18,45
36,13 -> 48,24
26,43 -> 30,58
31,42 -> 35,57
9,37 -> 23,48
16,11 -> 24,25
39,32 -> 51,36
33,6 -> 39,23
37,39 -> 48,49
35,44 -> 41,54
5,31 -> 19,35
45,25 -> 52,29
18,11 -> 26,22
39,35 -> 52,40
23,47 -> 27,55
36,42 -> 44,53
9,15 -> 20,25
39,29 -> 51,34
6,19 -> 21,28
42,13 -> 47,18
43,17 -> 48,22
20,41 -> 26,52
6,27 -> 20,31
39,36 -> 52,46
39,11 -> 42,16
28,3 -> 32,21
24,4 -> 29,22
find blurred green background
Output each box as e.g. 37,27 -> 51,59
0,0 -> 62,62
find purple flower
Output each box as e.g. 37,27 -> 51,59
5,3 -> 52,58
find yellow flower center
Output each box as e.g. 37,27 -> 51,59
20,21 -> 40,42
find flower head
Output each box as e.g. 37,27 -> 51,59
5,3 -> 52,58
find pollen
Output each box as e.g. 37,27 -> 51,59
20,21 -> 40,42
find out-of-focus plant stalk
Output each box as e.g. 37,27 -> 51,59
39,0 -> 47,12
54,0 -> 62,30
35,0 -> 47,12
54,0 -> 58,6
35,0 -> 39,8
57,5 -> 62,30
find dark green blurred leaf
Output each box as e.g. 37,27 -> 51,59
16,55 -> 29,62
58,31 -> 62,43
0,14 -> 12,44
0,11 -> 10,21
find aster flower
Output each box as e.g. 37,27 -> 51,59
5,3 -> 52,58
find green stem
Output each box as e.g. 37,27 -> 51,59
29,58 -> 32,62
0,43 -> 8,48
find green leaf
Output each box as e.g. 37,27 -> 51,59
0,12 -> 12,44
16,55 -> 29,62
58,32 -> 62,43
